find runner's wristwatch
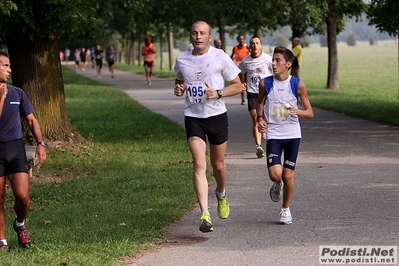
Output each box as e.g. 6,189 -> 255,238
37,141 -> 47,147
216,90 -> 223,99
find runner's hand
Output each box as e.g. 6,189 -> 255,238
174,83 -> 185,97
204,82 -> 217,99
0,83 -> 7,100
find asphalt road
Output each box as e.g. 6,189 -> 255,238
68,64 -> 399,266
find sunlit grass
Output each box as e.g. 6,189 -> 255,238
2,69 -> 196,265
301,40 -> 398,125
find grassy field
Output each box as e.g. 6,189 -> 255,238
301,40 -> 398,125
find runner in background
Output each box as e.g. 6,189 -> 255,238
231,34 -> 250,105
142,36 -> 156,86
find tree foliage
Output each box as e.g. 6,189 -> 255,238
0,0 -> 98,142
366,0 -> 398,98
0,0 -> 97,42
367,0 -> 398,37
0,0 -> 17,16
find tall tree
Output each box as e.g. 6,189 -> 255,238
277,0 -> 364,90
310,0 -> 366,90
366,0 -> 398,97
0,0 -> 97,142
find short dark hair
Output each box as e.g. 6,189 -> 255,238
273,46 -> 294,63
0,51 -> 10,58
250,36 -> 262,44
236,34 -> 245,42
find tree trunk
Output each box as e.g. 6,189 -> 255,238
254,28 -> 263,38
126,36 -> 132,65
6,36 -> 81,143
137,37 -> 141,67
326,0 -> 339,90
167,23 -> 174,71
217,16 -> 226,52
291,0 -> 302,42
292,28 -> 301,40
219,26 -> 226,52
159,28 -> 164,70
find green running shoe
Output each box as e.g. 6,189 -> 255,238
216,190 -> 230,219
199,212 -> 213,233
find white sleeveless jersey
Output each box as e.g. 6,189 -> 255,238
238,52 -> 273,94
174,46 -> 241,118
263,75 -> 302,139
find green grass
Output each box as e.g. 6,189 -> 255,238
3,70 -> 196,265
301,40 -> 399,125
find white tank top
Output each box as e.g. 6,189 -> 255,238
263,75 -> 302,139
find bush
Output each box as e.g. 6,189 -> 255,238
369,37 -> 378,45
271,33 -> 289,47
346,32 -> 357,46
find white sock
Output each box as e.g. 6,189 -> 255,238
281,207 -> 290,212
0,239 -> 7,245
14,219 -> 24,227
216,189 -> 226,199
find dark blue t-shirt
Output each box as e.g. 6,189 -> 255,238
0,84 -> 34,142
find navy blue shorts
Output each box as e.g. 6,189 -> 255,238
266,138 -> 300,170
185,112 -> 228,145
0,139 -> 28,176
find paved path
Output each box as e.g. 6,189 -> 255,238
68,65 -> 399,266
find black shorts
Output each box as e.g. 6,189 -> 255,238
108,60 -> 115,66
96,59 -> 103,68
266,138 -> 300,170
185,112 -> 228,145
246,92 -> 258,111
144,61 -> 154,68
0,139 -> 28,176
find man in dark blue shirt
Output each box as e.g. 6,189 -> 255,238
0,51 -> 46,251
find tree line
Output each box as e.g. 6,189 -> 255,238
0,0 -> 397,142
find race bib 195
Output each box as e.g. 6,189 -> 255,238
187,82 -> 207,105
